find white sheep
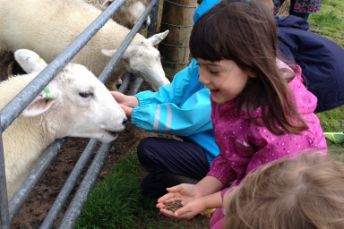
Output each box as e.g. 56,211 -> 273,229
1,49 -> 127,199
101,0 -> 151,28
0,0 -> 170,90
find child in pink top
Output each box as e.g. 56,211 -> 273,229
208,62 -> 326,187
156,0 -> 327,227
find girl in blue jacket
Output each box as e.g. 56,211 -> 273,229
111,0 -> 221,198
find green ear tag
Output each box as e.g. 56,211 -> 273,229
43,87 -> 54,100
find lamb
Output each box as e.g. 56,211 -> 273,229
101,0 -> 151,28
0,0 -> 170,90
1,49 -> 127,199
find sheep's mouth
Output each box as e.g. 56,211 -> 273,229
105,130 -> 120,138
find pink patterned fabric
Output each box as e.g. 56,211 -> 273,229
273,0 -> 321,14
208,64 -> 327,228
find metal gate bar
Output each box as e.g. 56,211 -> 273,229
9,139 -> 65,220
39,139 -> 98,229
0,122 -> 9,228
0,0 -> 160,227
58,143 -> 113,229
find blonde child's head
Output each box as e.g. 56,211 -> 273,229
224,153 -> 344,229
190,0 -> 307,135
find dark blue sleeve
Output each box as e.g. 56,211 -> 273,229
277,16 -> 344,112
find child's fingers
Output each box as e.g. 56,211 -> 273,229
157,193 -> 172,203
157,192 -> 178,203
174,207 -> 196,220
156,202 -> 164,209
166,184 -> 184,192
120,105 -> 133,116
111,91 -> 125,100
175,206 -> 191,217
157,199 -> 197,220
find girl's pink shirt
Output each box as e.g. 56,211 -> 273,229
207,64 -> 327,186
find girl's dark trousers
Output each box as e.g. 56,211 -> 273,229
137,137 -> 210,198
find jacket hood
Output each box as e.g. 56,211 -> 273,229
193,0 -> 221,22
276,15 -> 309,31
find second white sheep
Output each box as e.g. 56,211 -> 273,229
0,0 -> 170,90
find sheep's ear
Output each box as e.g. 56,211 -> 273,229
101,49 -> 116,57
22,87 -> 57,117
147,30 -> 169,46
14,49 -> 47,73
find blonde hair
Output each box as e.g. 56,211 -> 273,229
224,153 -> 344,229
260,0 -> 274,12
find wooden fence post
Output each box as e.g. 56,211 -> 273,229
159,0 -> 198,79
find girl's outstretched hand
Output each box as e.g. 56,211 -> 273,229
111,91 -> 139,108
156,184 -> 202,219
119,104 -> 133,116
158,184 -> 201,204
158,198 -> 207,220
173,199 -> 207,219
111,91 -> 139,116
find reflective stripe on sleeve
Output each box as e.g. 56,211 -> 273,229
153,104 -> 161,130
166,104 -> 172,131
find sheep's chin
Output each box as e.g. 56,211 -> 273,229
98,131 -> 119,143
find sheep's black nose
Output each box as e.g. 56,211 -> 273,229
143,18 -> 150,28
143,20 -> 148,27
122,118 -> 127,125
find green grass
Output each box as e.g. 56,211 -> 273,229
76,151 -> 193,229
77,1 -> 344,228
309,0 -> 344,46
76,152 -> 143,228
317,107 -> 344,132
309,0 -> 344,141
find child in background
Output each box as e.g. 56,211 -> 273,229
224,153 -> 344,229
273,0 -> 321,21
156,0 -> 327,227
276,14 -> 344,112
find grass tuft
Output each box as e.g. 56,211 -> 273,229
76,152 -> 142,229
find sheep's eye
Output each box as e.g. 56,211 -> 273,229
79,91 -> 93,98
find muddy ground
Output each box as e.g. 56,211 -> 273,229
11,124 -> 147,228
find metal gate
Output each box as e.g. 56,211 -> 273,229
0,0 -> 159,228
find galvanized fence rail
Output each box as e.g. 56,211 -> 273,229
0,0 -> 159,228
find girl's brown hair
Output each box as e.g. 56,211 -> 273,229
189,0 -> 308,135
224,153 -> 344,229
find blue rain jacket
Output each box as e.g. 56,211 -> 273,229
277,15 -> 344,112
132,0 -> 221,163
132,60 -> 218,163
